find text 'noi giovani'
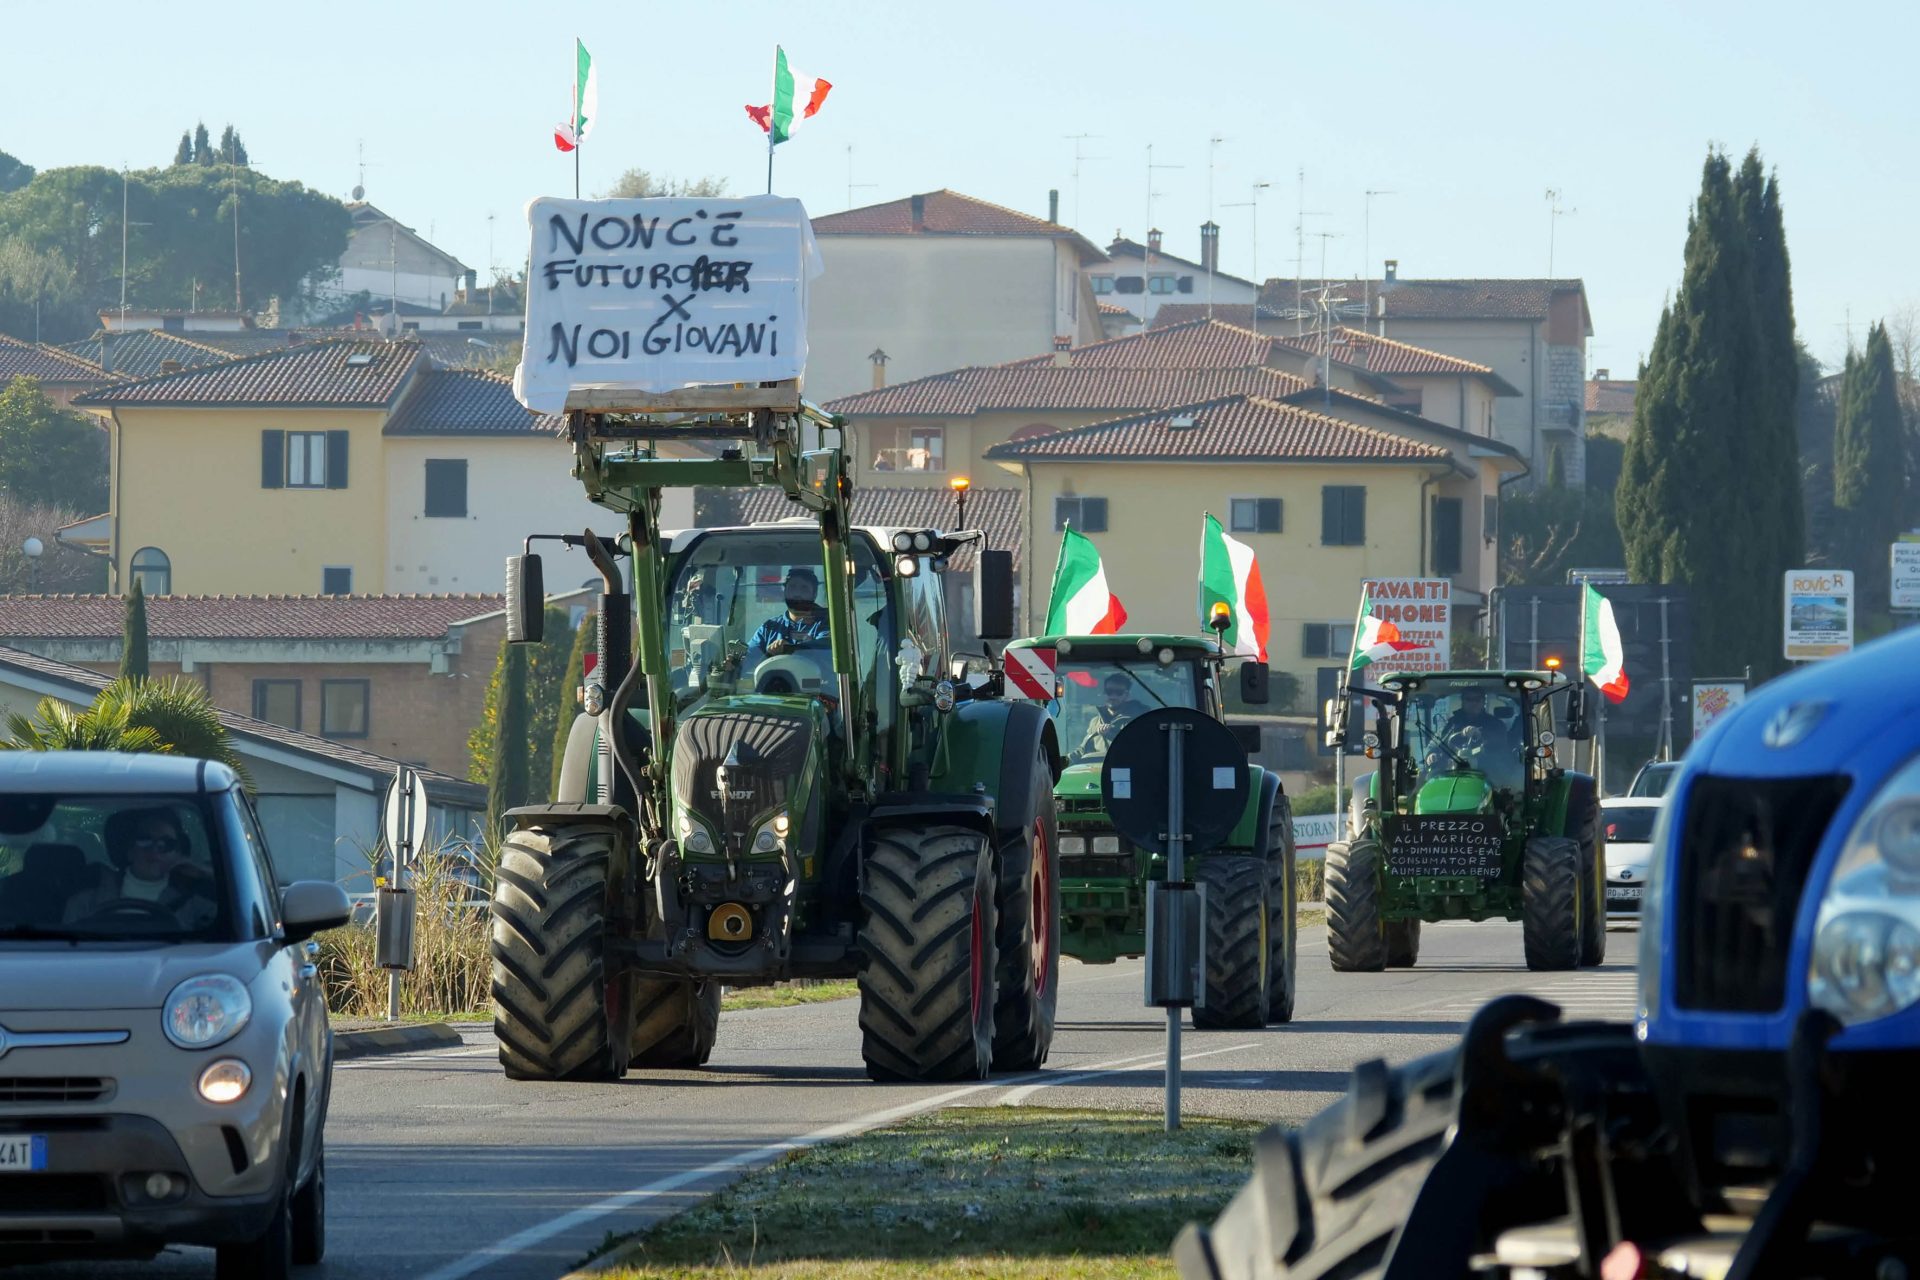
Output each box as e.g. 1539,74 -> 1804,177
539,208 -> 780,367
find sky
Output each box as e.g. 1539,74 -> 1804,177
5,0 -> 1917,375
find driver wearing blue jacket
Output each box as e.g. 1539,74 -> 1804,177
749,567 -> 831,658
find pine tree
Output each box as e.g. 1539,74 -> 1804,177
485,646 -> 530,835
550,612 -> 596,794
119,579 -> 150,681
173,132 -> 194,166
1833,323 -> 1907,608
192,122 -> 212,165
1546,444 -> 1566,490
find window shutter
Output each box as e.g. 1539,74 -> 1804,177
1321,487 -> 1339,544
1433,497 -> 1463,576
1083,497 -> 1109,532
1345,487 -> 1366,545
325,430 -> 349,489
261,430 -> 284,489
1053,496 -> 1076,532
1176,276 -> 1193,294
1260,498 -> 1283,532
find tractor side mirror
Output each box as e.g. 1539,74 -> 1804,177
1228,722 -> 1263,757
505,553 -> 545,644
975,549 -> 1015,641
1565,683 -> 1595,741
1239,662 -> 1270,705
1322,696 -> 1341,748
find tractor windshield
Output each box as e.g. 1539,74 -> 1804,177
1053,658 -> 1202,764
667,530 -> 891,713
1402,678 -> 1527,790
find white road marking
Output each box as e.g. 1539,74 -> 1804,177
1414,971 -> 1641,1020
999,1041 -> 1257,1106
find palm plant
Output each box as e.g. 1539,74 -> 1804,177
1,677 -> 252,789
3,696 -> 167,754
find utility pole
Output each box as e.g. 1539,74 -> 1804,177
1546,188 -> 1577,278
486,212 -> 496,316
1063,134 -> 1105,230
1363,189 -> 1395,333
389,222 -> 399,337
1222,180 -> 1271,309
119,165 -> 152,327
231,156 -> 245,312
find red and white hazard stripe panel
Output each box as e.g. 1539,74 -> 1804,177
1005,647 -> 1058,702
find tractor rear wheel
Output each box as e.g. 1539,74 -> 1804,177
1266,803 -> 1298,1024
858,826 -> 999,1082
1572,792 -> 1607,967
1523,835 -> 1582,972
490,824 -> 632,1082
630,979 -> 721,1068
1385,919 -> 1421,968
991,753 -> 1060,1072
1326,840 -> 1388,973
1192,856 -> 1270,1029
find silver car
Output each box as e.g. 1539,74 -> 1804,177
1601,796 -> 1662,922
0,753 -> 349,1279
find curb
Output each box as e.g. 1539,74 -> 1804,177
332,1022 -> 464,1060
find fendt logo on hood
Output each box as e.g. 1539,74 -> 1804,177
1763,701 -> 1828,749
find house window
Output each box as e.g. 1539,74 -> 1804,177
252,679 -> 301,730
1054,496 -> 1109,533
456,320 -> 483,331
128,546 -> 171,595
320,679 -> 370,739
1321,485 -> 1366,546
401,321 -> 420,332
1090,276 -> 1115,296
1229,497 -> 1283,534
287,432 -> 328,488
1114,276 -> 1145,295
1148,275 -> 1179,295
322,566 -> 353,595
1432,496 -> 1464,577
908,427 -> 945,472
1301,622 -> 1357,660
424,459 -> 468,518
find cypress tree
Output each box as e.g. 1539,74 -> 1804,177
1833,323 -> 1907,609
192,122 -> 212,165
486,646 -> 531,835
1546,444 -> 1566,491
119,580 -> 150,682
173,132 -> 193,166
523,605 -> 572,798
550,612 -> 596,795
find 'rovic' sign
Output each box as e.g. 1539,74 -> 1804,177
513,195 -> 822,414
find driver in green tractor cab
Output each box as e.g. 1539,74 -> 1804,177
1076,672 -> 1147,760
749,566 -> 830,659
1439,686 -> 1503,743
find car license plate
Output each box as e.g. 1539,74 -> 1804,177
1607,885 -> 1642,902
0,1135 -> 47,1172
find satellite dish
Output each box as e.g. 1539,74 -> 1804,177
352,184 -> 366,200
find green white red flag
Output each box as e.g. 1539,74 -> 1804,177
1198,514 -> 1269,661
1581,582 -> 1629,702
746,47 -> 831,144
1045,526 -> 1127,635
1347,592 -> 1426,672
553,39 -> 597,152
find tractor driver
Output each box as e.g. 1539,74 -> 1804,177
749,567 -> 830,659
1438,688 -> 1504,747
1077,672 -> 1146,759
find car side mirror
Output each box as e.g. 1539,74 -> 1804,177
1228,722 -> 1263,756
975,549 -> 1015,641
281,881 -> 352,944
1239,662 -> 1270,705
505,553 -> 545,644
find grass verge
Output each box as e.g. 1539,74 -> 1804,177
578,1106 -> 1258,1280
722,981 -> 860,1011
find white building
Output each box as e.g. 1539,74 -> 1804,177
322,201 -> 471,317
1090,225 -> 1262,327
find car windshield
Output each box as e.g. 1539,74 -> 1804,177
0,793 -> 233,941
1402,678 -> 1526,789
667,530 -> 888,710
1630,764 -> 1679,797
1054,658 -> 1200,763
1604,806 -> 1660,843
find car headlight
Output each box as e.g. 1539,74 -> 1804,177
163,975 -> 252,1050
1091,835 -> 1122,854
1809,754 -> 1920,1025
1059,835 -> 1087,855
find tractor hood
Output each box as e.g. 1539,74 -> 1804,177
1057,761 -> 1106,804
671,698 -> 823,859
1414,771 -> 1494,815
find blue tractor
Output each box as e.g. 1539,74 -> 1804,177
1177,627 -> 1920,1279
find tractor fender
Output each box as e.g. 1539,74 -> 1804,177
931,699 -> 1062,842
1539,769 -> 1594,835
554,713 -> 598,804
1223,766 -> 1281,855
868,794 -> 997,841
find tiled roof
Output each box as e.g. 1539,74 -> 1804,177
1147,303 -> 1292,330
812,190 -> 1104,262
1290,327 -> 1521,392
386,370 -> 563,436
1586,379 -> 1637,414
1096,301 -> 1134,317
58,330 -> 243,379
173,331 -> 310,359
985,394 -> 1454,465
1257,278 -> 1590,327
1001,319 -> 1297,371
698,485 -> 1023,572
827,364 -> 1308,417
0,333 -> 112,384
190,328 -> 517,369
1103,238 -> 1259,290
0,643 -> 483,801
0,594 -> 504,641
74,340 -> 423,408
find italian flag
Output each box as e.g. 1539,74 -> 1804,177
1348,593 -> 1425,672
1582,582 -> 1630,703
1198,514 -> 1270,661
553,39 -> 598,152
746,47 -> 832,143
1045,526 -> 1128,635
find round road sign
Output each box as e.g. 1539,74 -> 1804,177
1099,707 -> 1251,856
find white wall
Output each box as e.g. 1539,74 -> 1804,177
1087,252 -> 1259,326
383,438 -> 692,594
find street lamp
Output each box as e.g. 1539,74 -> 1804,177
21,536 -> 43,594
950,475 -> 970,529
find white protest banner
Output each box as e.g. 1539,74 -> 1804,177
1892,539 -> 1920,611
1359,578 -> 1451,673
1783,569 -> 1853,662
1691,680 -> 1747,742
513,195 -> 822,415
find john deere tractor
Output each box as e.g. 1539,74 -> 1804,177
487,386 -> 1062,1084
1003,632 -> 1298,1027
1323,669 -> 1603,973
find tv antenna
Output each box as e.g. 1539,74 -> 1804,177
845,145 -> 877,210
1222,180 -> 1271,305
1144,143 -> 1184,253
1363,189 -> 1395,329
1063,134 -> 1106,228
1546,188 -> 1577,277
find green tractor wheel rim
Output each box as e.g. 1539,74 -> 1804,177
1031,821 -> 1054,999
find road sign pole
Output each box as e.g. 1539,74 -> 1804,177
1164,720 -> 1187,1132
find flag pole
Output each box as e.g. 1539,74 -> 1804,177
766,45 -> 778,194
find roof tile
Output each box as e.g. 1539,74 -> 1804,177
698,486 -> 1022,571
999,319 -> 1297,370
1257,277 -> 1588,323
812,190 -> 1104,261
386,369 -> 563,436
0,334 -> 113,384
0,594 -> 504,642
74,339 -> 422,408
57,331 -> 240,379
985,394 -> 1453,465
827,364 -> 1308,417
1585,379 -> 1637,414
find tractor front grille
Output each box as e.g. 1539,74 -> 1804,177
672,710 -> 814,854
1673,773 -> 1850,1013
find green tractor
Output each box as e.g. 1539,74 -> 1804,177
1002,633 -> 1297,1027
489,386 -> 1063,1083
1323,668 -> 1603,972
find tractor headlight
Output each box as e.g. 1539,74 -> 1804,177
1091,835 -> 1121,854
1809,754 -> 1920,1025
678,811 -> 715,856
751,812 -> 787,854
1059,835 -> 1087,855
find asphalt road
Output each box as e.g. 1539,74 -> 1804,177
14,919 -> 1640,1280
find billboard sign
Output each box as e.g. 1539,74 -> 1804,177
1692,680 -> 1747,742
1892,540 -> 1920,611
1359,578 -> 1451,673
1783,570 -> 1854,661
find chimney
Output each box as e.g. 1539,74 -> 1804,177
868,347 -> 889,390
98,332 -> 115,375
1147,228 -> 1163,258
463,268 -> 478,296
909,193 -> 926,233
1048,189 -> 1059,224
160,359 -> 183,374
1050,335 -> 1072,367
1595,368 -> 1610,380
1199,221 -> 1220,274
1384,259 -> 1399,283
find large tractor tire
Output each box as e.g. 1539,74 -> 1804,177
1172,1049 -> 1460,1280
1571,789 -> 1607,967
1325,840 -> 1388,973
1265,801 -> 1297,1024
1385,919 -> 1421,968
490,824 -> 632,1082
630,979 -> 721,1068
991,752 -> 1060,1071
1192,856 -> 1271,1029
1522,835 -> 1582,972
857,825 -> 1000,1082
